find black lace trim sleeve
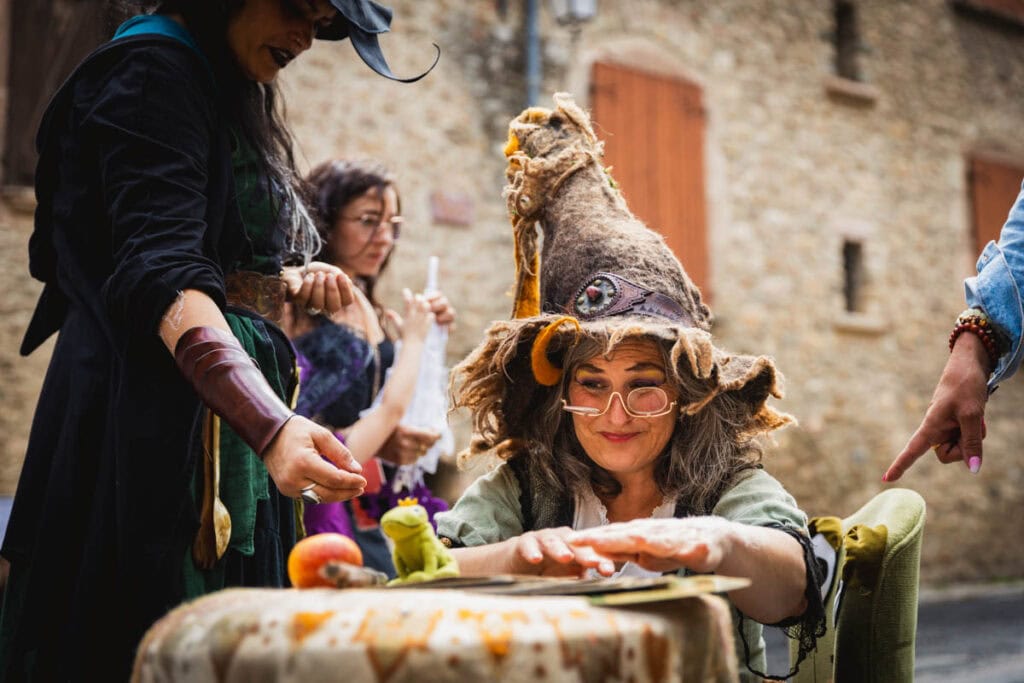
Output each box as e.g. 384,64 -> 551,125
737,522 -> 828,681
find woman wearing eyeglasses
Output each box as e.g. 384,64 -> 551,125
435,95 -> 824,681
284,159 -> 454,577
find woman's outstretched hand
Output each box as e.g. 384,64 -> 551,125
567,517 -> 735,574
884,333 -> 991,482
282,262 -> 354,315
263,415 -> 366,504
510,527 -> 615,577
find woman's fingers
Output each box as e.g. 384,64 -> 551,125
312,426 -> 362,474
383,309 -> 404,337
302,428 -> 366,500
323,272 -> 354,312
568,518 -> 725,573
263,417 -> 366,502
956,407 -> 985,474
568,528 -> 643,555
537,532 -> 575,563
292,272 -> 315,308
517,534 -> 544,564
884,426 -> 936,482
280,267 -> 304,297
570,544 -> 615,576
426,292 -> 456,327
306,273 -> 327,312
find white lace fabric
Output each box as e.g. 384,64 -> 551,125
573,487 -> 677,578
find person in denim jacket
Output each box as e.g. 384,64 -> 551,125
885,181 -> 1024,481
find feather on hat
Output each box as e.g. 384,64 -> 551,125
453,93 -> 792,462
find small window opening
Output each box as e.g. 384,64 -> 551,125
834,1 -> 861,81
842,239 -> 865,313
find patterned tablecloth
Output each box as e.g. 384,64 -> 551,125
132,586 -> 738,683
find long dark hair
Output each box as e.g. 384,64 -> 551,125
121,0 -> 321,263
305,159 -> 400,316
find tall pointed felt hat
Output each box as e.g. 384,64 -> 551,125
453,93 -> 792,461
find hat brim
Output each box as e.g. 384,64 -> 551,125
453,314 -> 793,458
317,1 -> 440,83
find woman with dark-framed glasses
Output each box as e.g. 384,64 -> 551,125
283,159 -> 455,577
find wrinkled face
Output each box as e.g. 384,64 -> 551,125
327,185 -> 400,279
227,0 -> 338,83
567,340 -> 679,481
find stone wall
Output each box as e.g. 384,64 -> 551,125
1,0 -> 1022,583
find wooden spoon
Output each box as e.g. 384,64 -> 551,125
192,411 -> 232,568
210,414 -> 232,559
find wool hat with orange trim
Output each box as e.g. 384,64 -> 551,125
452,93 -> 793,461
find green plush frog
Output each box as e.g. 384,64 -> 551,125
380,498 -> 460,585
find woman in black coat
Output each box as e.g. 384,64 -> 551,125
0,1 -> 434,679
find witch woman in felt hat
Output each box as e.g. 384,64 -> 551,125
435,94 -> 825,681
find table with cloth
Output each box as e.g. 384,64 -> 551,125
131,578 -> 743,682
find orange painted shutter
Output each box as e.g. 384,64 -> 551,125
590,62 -> 710,297
969,157 -> 1024,254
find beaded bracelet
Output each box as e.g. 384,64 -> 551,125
948,307 -> 1006,369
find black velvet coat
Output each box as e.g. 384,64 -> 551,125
0,35 -> 256,680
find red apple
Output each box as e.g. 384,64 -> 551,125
288,533 -> 363,588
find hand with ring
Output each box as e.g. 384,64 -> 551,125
300,482 -> 322,505
281,262 -> 354,317
261,414 -> 365,504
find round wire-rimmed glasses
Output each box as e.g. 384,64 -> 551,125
343,213 -> 403,240
561,386 -> 677,419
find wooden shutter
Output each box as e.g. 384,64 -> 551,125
3,1 -> 107,186
590,61 -> 710,297
968,156 -> 1024,254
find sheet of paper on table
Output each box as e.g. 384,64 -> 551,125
385,574 -> 750,606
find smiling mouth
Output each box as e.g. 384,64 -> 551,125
600,432 -> 640,442
268,47 -> 296,68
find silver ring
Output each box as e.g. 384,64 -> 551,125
300,482 -> 322,505
306,307 -> 322,316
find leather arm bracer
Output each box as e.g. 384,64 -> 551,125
174,326 -> 293,456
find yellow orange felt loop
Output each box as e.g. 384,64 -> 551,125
511,219 -> 541,319
531,316 -> 581,386
504,132 -> 519,157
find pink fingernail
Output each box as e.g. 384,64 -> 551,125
968,456 -> 981,474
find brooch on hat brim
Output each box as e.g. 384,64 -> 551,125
529,273 -> 693,386
571,272 -> 692,324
